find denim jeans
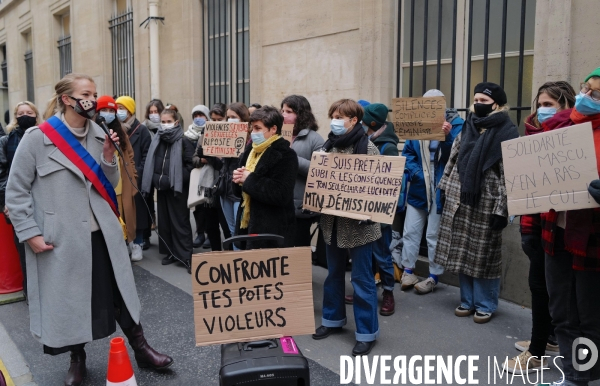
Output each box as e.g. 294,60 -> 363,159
322,231 -> 379,342
546,228 -> 600,384
220,197 -> 240,250
401,201 -> 444,276
458,273 -> 501,314
373,226 -> 395,291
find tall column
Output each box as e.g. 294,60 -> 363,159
148,0 -> 160,99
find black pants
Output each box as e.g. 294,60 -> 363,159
193,204 -> 222,251
157,189 -> 193,263
143,188 -> 156,239
12,228 -> 26,297
44,231 -> 135,355
294,216 -> 317,247
521,233 -> 555,357
546,228 -> 600,383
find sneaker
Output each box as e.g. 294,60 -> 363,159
400,271 -> 419,290
414,277 -> 436,294
131,244 -> 143,262
455,306 -> 475,317
161,255 -> 176,265
503,351 -> 546,374
515,340 -> 560,356
380,290 -> 395,316
473,311 -> 492,324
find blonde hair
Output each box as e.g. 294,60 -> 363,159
6,101 -> 41,133
43,73 -> 96,119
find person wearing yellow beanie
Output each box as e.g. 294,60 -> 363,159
116,96 -> 136,124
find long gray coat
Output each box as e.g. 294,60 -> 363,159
291,129 -> 325,218
5,114 -> 141,348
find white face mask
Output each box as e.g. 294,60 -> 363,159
227,118 -> 240,123
149,113 -> 160,123
161,123 -> 175,130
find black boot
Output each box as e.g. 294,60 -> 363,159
64,346 -> 86,386
193,233 -> 206,248
122,324 -> 173,370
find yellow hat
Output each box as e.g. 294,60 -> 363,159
115,96 -> 136,115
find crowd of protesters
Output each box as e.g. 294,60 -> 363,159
1,67 -> 600,385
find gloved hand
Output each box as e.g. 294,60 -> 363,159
490,214 -> 508,231
192,157 -> 203,168
588,179 -> 600,204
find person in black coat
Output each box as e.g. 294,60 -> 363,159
232,106 -> 298,250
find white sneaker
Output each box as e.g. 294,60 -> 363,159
401,271 -> 419,290
131,243 -> 143,262
414,277 -> 436,294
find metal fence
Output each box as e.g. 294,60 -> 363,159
57,35 -> 72,79
24,50 -> 34,103
396,0 -> 534,126
109,9 -> 135,99
203,0 -> 250,107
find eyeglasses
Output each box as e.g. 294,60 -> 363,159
580,83 -> 600,101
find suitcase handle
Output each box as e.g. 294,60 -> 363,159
242,340 -> 278,351
222,234 -> 285,250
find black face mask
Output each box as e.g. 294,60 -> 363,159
473,103 -> 495,118
16,115 -> 37,130
68,95 -> 97,119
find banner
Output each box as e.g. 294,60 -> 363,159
501,122 -> 600,216
202,122 -> 249,158
303,152 -> 406,224
192,247 -> 314,346
392,96 -> 446,140
281,124 -> 294,144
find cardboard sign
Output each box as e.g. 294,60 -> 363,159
501,122 -> 600,216
202,122 -> 248,158
192,247 -> 315,346
281,124 -> 294,144
303,152 -> 406,224
392,96 -> 446,140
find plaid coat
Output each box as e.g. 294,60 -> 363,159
434,133 -> 508,279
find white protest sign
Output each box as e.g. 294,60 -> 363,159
501,122 -> 600,216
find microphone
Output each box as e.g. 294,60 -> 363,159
96,116 -> 124,160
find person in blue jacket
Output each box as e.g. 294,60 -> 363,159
400,89 -> 464,294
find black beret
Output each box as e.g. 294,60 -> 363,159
474,82 -> 507,105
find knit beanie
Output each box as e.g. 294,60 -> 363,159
115,96 -> 136,114
191,104 -> 210,119
96,95 -> 117,112
363,103 -> 389,130
474,82 -> 507,105
585,67 -> 600,82
423,89 -> 444,97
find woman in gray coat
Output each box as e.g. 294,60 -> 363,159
6,73 -> 172,386
281,95 -> 324,246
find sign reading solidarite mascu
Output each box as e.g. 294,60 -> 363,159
303,152 -> 406,224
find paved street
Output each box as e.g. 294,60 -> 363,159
1,229 -> 599,385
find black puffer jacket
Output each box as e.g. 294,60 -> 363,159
150,137 -> 195,192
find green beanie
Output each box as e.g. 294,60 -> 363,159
585,67 -> 600,82
362,103 -> 389,130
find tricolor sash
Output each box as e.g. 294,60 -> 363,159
38,116 -> 120,218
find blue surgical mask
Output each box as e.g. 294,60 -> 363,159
100,111 -> 116,124
193,117 -> 206,127
228,118 -> 240,123
575,92 -> 600,116
251,132 -> 266,145
537,107 -> 557,123
117,109 -> 128,122
330,119 -> 347,135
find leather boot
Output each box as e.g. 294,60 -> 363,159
64,346 -> 86,386
122,324 -> 173,370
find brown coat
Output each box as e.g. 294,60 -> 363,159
117,139 -> 138,242
433,133 -> 508,279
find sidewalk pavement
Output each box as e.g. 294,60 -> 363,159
1,231 -> 599,385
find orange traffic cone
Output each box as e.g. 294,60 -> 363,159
106,337 -> 137,386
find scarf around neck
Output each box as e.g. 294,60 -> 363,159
141,125 -> 185,196
184,123 -> 205,141
322,123 -> 369,154
240,134 -> 281,229
457,112 -> 519,206
144,119 -> 161,133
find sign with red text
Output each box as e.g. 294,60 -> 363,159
501,122 -> 600,216
202,122 -> 248,157
192,247 -> 314,346
303,152 -> 406,224
392,96 -> 446,140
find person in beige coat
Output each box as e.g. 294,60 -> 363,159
6,73 -> 172,386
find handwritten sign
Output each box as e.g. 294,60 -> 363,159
303,152 -> 406,224
392,96 -> 446,140
501,122 -> 600,216
202,122 -> 248,158
192,247 -> 315,346
281,124 -> 294,144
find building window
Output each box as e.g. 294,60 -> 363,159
23,33 -> 34,103
396,0 -> 535,128
1,45 -> 7,88
57,13 -> 72,78
109,2 -> 135,98
203,0 -> 250,106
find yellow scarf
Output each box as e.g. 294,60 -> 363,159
240,134 -> 280,229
